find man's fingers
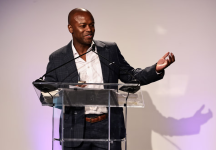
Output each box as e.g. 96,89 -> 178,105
171,53 -> 175,62
75,84 -> 87,88
162,52 -> 170,59
166,58 -> 171,65
81,85 -> 87,88
169,55 -> 172,64
167,52 -> 175,65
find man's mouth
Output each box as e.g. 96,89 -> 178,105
85,34 -> 93,38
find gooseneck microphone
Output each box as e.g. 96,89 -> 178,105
33,46 -> 94,92
33,44 -> 140,93
36,48 -> 94,82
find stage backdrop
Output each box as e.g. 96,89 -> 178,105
0,0 -> 215,150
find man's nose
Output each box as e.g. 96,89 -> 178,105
86,25 -> 92,31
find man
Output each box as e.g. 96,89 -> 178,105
44,8 -> 175,150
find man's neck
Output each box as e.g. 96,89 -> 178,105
73,40 -> 91,55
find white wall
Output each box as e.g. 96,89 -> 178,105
0,0 -> 215,150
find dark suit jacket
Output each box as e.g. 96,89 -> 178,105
43,40 -> 164,147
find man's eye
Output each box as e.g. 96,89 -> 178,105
80,25 -> 86,28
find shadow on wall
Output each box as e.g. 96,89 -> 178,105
140,91 -> 213,150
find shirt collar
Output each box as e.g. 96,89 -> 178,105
71,40 -> 95,57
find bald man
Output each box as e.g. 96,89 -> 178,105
44,8 -> 175,150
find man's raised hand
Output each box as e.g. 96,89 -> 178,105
156,52 -> 175,73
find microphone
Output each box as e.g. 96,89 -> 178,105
33,46 -> 95,92
91,44 -> 140,93
33,43 -> 140,93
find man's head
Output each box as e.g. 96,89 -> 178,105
68,8 -> 95,46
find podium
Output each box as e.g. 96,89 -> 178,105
33,82 -> 144,150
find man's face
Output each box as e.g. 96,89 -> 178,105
68,12 -> 95,45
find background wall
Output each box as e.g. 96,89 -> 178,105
0,0 -> 215,150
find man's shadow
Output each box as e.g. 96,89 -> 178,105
127,91 -> 213,150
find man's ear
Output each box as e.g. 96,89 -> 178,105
68,24 -> 73,33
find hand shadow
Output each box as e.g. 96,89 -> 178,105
129,91 -> 213,150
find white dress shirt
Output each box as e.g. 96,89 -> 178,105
72,41 -> 107,114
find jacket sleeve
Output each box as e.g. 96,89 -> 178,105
44,54 -> 59,82
114,43 -> 164,85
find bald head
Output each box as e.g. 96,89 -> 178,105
68,8 -> 93,25
67,8 -> 95,47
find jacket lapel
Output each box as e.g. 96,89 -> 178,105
61,41 -> 78,83
94,40 -> 109,84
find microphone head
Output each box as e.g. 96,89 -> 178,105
32,78 -> 57,93
91,44 -> 96,52
119,85 -> 140,93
